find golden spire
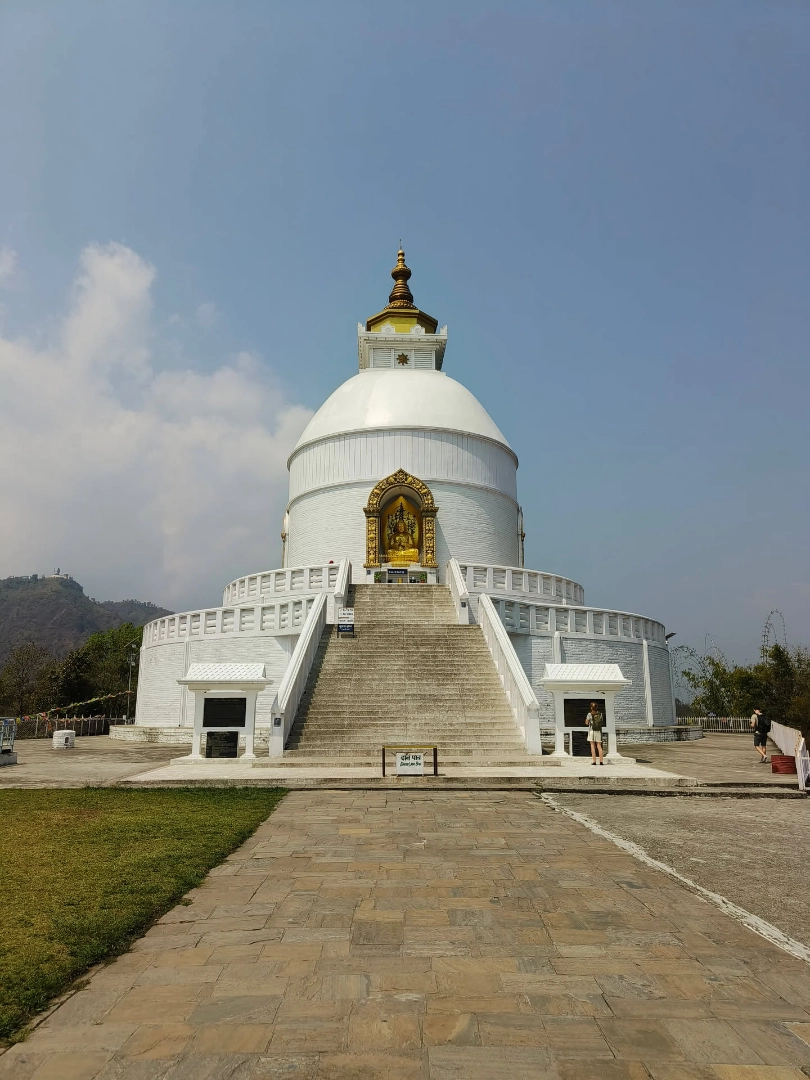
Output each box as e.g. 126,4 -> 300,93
365,247 -> 438,333
386,248 -> 414,308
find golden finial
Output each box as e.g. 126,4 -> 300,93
365,246 -> 438,334
387,247 -> 414,309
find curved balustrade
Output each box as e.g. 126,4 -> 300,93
142,596 -> 317,647
143,560 -> 351,648
222,563 -> 343,606
493,596 -> 666,644
456,563 -> 584,606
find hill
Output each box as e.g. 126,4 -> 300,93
0,575 -> 173,666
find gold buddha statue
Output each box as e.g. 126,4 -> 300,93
385,518 -> 420,565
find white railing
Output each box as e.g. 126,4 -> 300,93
457,563 -> 585,606
143,596 -> 317,647
332,558 -> 351,613
143,559 -> 352,649
222,563 -> 343,606
478,593 -> 542,754
487,596 -> 667,645
446,558 -> 471,625
268,592 -> 328,758
770,721 -> 809,792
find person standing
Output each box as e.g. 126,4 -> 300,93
750,708 -> 770,763
586,702 -> 605,765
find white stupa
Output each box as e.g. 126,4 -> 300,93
124,251 -> 678,760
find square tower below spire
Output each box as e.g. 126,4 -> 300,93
357,324 -> 448,371
360,248 -> 446,369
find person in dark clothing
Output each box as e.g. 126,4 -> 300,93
750,708 -> 770,763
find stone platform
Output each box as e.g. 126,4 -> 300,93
4,790 -> 810,1078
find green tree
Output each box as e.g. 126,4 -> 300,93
73,623 -> 142,717
0,641 -> 52,718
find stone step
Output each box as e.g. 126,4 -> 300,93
287,584 -> 521,760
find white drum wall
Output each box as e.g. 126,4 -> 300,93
288,429 -> 518,503
287,481 -> 519,576
286,429 -> 520,575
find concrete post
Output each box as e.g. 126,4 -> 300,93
190,690 -> 206,759
242,690 -> 258,760
604,693 -> 635,763
269,705 -> 284,758
549,690 -> 569,757
642,640 -> 654,727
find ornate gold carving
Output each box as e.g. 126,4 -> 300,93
364,510 -> 380,568
365,469 -> 436,514
421,510 -> 437,568
396,352 -> 409,365
363,470 -> 438,568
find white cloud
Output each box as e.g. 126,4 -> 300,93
0,243 -> 312,609
0,247 -> 17,284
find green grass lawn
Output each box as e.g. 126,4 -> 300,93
0,787 -> 286,1043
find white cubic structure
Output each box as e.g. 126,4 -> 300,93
124,250 -> 678,752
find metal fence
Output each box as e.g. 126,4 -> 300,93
12,716 -> 135,739
678,716 -> 752,732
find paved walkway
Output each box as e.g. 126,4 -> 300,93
3,791 -> 810,1079
626,734 -> 795,787
119,758 -> 688,787
0,739 -> 177,789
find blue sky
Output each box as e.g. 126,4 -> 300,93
0,0 -> 808,663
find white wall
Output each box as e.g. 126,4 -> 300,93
286,480 -> 519,576
135,634 -> 295,728
288,428 -> 518,503
509,633 -> 675,726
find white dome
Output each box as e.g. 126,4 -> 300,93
292,369 -> 511,455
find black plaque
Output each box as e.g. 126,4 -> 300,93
203,697 -> 247,727
205,731 -> 239,758
563,697 -> 604,727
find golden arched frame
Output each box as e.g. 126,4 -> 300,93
363,468 -> 438,568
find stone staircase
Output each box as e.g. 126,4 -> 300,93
263,584 -> 540,768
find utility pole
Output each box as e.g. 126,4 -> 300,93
124,640 -> 139,722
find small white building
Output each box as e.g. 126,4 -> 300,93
125,251 -> 677,752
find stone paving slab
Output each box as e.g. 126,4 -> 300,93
120,760 -> 690,788
3,791 -> 810,1079
552,794 -> 810,952
626,734 -> 797,787
0,738 -> 177,788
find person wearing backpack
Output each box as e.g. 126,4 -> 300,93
586,702 -> 605,765
750,708 -> 770,763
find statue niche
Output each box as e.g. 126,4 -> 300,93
363,468 -> 438,568
383,497 -> 421,565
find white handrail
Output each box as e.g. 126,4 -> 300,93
333,558 -> 352,612
268,592 -> 328,758
446,558 -> 471,624
770,721 -> 809,792
478,593 -> 542,754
